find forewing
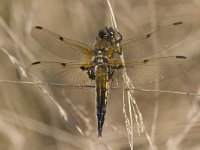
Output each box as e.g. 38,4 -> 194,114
30,61 -> 95,87
31,26 -> 93,61
107,21 -> 191,59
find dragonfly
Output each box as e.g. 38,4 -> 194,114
30,21 -> 194,137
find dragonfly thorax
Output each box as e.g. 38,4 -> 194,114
94,48 -> 108,66
81,48 -> 116,81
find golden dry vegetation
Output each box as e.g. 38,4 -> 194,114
0,0 -> 200,150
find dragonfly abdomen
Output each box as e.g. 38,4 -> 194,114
96,87 -> 108,137
95,67 -> 109,137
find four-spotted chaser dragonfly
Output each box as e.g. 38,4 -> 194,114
31,21 -> 191,137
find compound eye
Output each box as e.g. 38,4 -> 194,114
98,31 -> 110,39
98,30 -> 105,39
98,27 -> 114,40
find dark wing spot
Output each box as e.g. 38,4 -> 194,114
35,26 -> 43,29
146,33 -> 151,38
80,66 -> 86,70
59,36 -> 64,41
143,59 -> 149,63
61,63 -> 66,66
176,55 -> 187,59
173,22 -> 183,26
117,65 -> 123,69
32,61 -> 41,65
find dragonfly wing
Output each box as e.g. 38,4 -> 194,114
108,55 -> 197,86
125,56 -> 187,86
29,61 -> 95,87
31,26 -> 93,61
110,21 -> 191,59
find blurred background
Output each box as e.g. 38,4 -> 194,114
0,0 -> 200,149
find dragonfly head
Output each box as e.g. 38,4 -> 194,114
98,27 -> 122,44
98,27 -> 115,40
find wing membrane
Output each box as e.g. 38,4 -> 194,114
31,26 -> 93,61
107,21 -> 191,59
30,61 -> 95,87
108,55 -> 197,86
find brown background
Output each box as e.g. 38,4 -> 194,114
0,0 -> 200,149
